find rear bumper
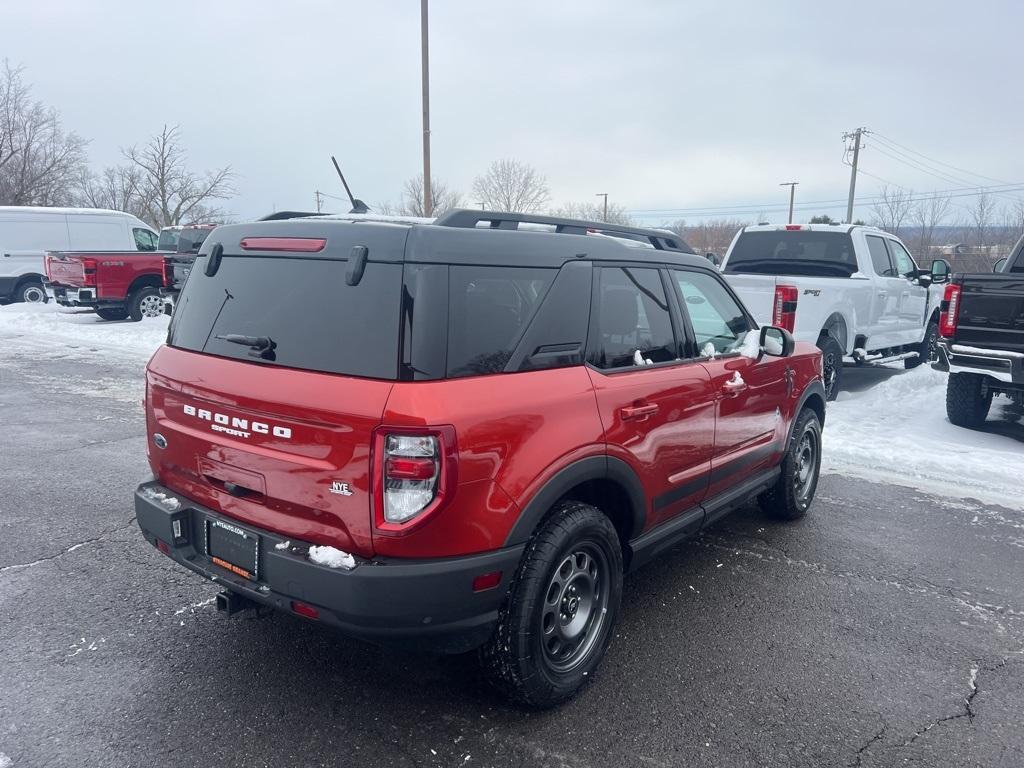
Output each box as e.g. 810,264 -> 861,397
134,479 -> 522,652
933,341 -> 1024,386
45,282 -> 100,307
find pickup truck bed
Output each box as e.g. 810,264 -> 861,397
933,235 -> 1024,427
45,251 -> 168,321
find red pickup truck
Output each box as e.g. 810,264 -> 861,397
45,251 -> 167,321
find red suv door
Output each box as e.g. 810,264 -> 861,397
670,269 -> 790,503
586,265 -> 716,533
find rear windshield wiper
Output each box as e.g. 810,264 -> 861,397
215,333 -> 277,360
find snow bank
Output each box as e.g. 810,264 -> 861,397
0,303 -> 168,363
308,545 -> 356,570
823,365 -> 1023,509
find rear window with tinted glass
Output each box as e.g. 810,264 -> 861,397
168,255 -> 402,379
725,231 -> 858,277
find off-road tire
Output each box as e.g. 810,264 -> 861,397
16,279 -> 47,304
905,321 -> 938,369
127,286 -> 163,322
945,372 -> 992,428
759,408 -> 822,521
478,501 -> 623,708
817,335 -> 844,401
96,307 -> 129,321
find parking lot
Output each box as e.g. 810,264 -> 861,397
0,306 -> 1021,768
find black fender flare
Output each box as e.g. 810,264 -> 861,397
503,455 -> 647,547
789,379 -> 826,443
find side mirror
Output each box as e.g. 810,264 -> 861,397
994,257 -> 1007,273
917,273 -> 933,288
760,325 -> 795,357
930,259 -> 951,283
705,252 -> 720,267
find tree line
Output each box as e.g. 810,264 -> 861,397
0,62 -> 233,228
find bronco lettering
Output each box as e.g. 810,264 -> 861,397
182,404 -> 292,439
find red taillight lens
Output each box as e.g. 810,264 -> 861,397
239,237 -> 326,252
939,283 -> 961,338
772,284 -> 799,332
472,571 -> 503,592
163,259 -> 174,287
785,224 -> 802,231
373,426 -> 457,535
81,258 -> 98,287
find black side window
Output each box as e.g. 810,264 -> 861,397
672,269 -> 751,356
591,267 -> 676,369
867,235 -> 895,277
446,265 -> 555,377
133,228 -> 158,251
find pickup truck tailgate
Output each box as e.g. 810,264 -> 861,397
721,274 -> 777,326
45,253 -> 87,286
955,274 -> 1024,355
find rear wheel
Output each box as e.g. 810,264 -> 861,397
760,408 -> 822,521
96,307 -> 129,321
17,279 -> 47,304
127,286 -> 163,321
946,372 -> 992,428
905,320 -> 938,369
816,335 -> 844,401
479,501 -> 623,708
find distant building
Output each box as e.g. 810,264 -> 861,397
925,243 -> 1005,273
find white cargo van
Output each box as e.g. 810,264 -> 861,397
0,207 -> 159,304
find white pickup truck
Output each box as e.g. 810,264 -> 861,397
720,223 -> 949,399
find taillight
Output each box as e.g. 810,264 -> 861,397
373,426 -> 457,535
81,258 -> 98,287
772,284 -> 798,332
163,259 -> 174,288
239,237 -> 326,252
785,224 -> 803,231
939,283 -> 961,338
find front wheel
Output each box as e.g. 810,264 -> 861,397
760,407 -> 822,521
127,286 -> 164,321
905,321 -> 938,369
96,307 -> 129,321
816,335 -> 844,401
479,501 -> 623,708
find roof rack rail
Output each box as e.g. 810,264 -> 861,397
258,211 -> 325,222
433,209 -> 694,253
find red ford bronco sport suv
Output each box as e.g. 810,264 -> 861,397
134,210 -> 825,707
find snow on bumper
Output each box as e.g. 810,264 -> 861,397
133,479 -> 522,652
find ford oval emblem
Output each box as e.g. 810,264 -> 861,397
153,433 -> 168,449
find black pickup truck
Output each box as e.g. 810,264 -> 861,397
933,234 -> 1024,427
161,224 -> 214,306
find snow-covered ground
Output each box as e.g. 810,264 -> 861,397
1,302 -> 1021,508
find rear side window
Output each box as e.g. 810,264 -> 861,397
591,267 -> 676,369
133,228 -> 158,251
446,266 -> 554,377
887,239 -> 917,276
866,236 -> 895,277
725,231 -> 857,277
169,255 -> 402,379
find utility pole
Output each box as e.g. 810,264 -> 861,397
596,193 -> 608,221
420,0 -> 432,217
843,127 -> 864,224
315,190 -> 323,213
779,182 -> 798,224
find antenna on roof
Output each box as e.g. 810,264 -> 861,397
331,156 -> 369,214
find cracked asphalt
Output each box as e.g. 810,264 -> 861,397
2,340 -> 1023,768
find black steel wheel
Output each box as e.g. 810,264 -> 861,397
817,335 -> 843,401
540,544 -> 610,673
760,407 -> 822,520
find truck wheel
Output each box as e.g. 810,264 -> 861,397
479,501 -> 623,708
17,280 -> 47,304
816,335 -> 843,401
759,408 -> 822,521
905,321 -> 938,369
128,286 -> 163,321
96,307 -> 129,321
945,372 -> 993,428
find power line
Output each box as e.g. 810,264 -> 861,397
869,131 -> 1012,186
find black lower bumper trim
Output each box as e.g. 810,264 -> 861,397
134,480 -> 523,653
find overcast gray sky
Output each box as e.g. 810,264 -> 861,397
7,0 -> 1024,224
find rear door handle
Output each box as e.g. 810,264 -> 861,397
621,404 -> 659,421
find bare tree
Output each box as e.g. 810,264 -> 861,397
681,218 -> 748,256
1004,197 -> 1024,240
378,174 -> 463,217
75,164 -> 152,219
910,192 -> 952,256
0,61 -> 87,206
967,189 -> 996,248
471,159 -> 550,213
870,185 -> 914,237
125,125 -> 234,228
552,201 -> 633,225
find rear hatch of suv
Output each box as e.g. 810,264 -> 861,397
146,221 -> 409,557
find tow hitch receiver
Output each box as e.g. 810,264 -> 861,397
215,590 -> 257,617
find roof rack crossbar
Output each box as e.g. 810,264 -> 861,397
433,209 -> 692,253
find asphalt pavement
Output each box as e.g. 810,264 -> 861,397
1,340 -> 1022,768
